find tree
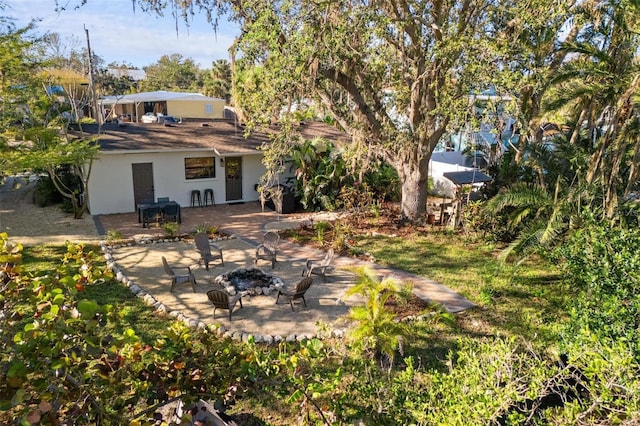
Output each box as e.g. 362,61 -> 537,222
200,58 -> 232,101
235,1 -> 508,221
140,53 -> 199,91
488,0 -> 578,153
0,21 -> 99,219
0,21 -> 43,133
543,0 -> 640,217
42,32 -> 85,72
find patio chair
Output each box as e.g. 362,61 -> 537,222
302,248 -> 335,282
276,277 -> 314,312
254,231 -> 280,269
194,232 -> 224,271
162,203 -> 180,223
207,289 -> 243,320
142,206 -> 162,228
161,256 -> 197,293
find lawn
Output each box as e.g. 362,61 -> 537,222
281,212 -> 568,348
359,231 -> 568,347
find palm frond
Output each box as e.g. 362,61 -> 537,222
484,183 -> 551,215
498,222 -> 546,262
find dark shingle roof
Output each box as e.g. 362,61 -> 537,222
76,120 -> 349,155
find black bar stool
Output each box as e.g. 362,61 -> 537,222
203,188 -> 216,206
190,190 -> 202,207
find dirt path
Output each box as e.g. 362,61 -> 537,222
0,175 -> 100,245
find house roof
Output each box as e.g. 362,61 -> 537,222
75,120 -> 349,156
443,170 -> 492,185
107,68 -> 147,81
99,90 -> 225,105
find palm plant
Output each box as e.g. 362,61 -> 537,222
484,180 -> 568,262
483,132 -> 600,261
344,266 -> 411,369
541,0 -> 640,217
484,1 -> 640,261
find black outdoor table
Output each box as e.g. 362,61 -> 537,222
137,201 -> 181,225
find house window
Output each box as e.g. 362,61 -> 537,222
184,157 -> 216,180
205,103 -> 212,114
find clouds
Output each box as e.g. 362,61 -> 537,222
5,0 -> 238,69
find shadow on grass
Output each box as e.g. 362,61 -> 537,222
22,245 -> 68,272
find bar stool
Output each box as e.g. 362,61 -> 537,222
203,189 -> 216,207
190,190 -> 202,207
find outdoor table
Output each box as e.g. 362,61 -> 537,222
137,201 -> 182,224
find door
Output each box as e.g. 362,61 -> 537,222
132,163 -> 154,207
225,157 -> 243,201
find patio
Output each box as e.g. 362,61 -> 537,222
108,237 -> 358,339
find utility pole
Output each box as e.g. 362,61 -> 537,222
84,25 -> 101,127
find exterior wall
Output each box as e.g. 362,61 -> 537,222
88,151 -> 265,215
167,100 -> 225,120
239,154 -> 265,201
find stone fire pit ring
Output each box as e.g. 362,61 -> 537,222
213,267 -> 284,297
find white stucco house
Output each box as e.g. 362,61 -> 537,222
80,120 -> 347,215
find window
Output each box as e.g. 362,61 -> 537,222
205,103 -> 212,114
185,157 -> 216,180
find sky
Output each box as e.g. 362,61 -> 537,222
4,0 -> 239,69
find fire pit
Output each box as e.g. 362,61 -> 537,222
214,267 -> 284,296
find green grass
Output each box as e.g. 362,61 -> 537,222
21,244 -> 68,273
356,230 -> 568,348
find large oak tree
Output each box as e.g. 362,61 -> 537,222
237,0 -> 503,220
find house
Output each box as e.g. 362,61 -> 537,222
106,68 -> 146,82
99,90 -> 226,123
429,89 -> 515,197
81,120 -> 348,215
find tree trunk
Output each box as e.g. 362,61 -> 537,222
47,167 -> 88,220
396,158 -> 430,221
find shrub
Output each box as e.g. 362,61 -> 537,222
162,221 -> 179,237
32,175 -> 59,207
555,217 -> 640,357
362,162 -> 400,202
105,229 -> 123,243
194,222 -> 218,235
313,221 -> 331,246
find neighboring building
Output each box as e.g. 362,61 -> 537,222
99,91 -> 226,123
429,89 -> 515,197
106,68 -> 146,81
80,120 -> 348,215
